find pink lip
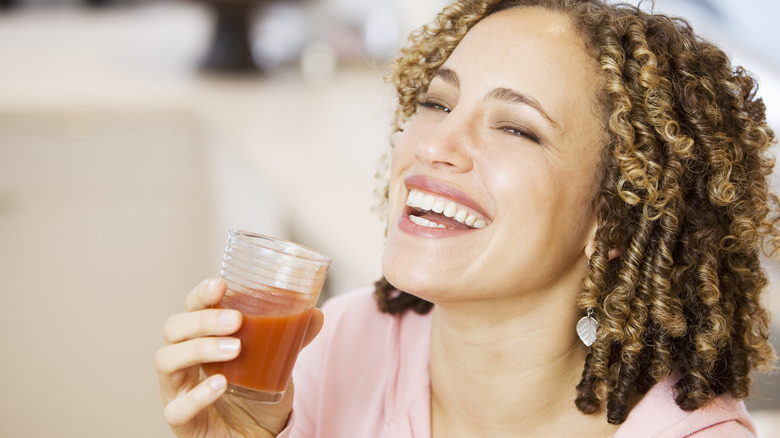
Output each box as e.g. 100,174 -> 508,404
398,214 -> 471,238
396,175 -> 492,238
403,175 -> 492,220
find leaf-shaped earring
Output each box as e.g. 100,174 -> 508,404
576,308 -> 598,347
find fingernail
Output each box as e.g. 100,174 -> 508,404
207,279 -> 220,294
209,375 -> 227,391
220,310 -> 240,328
218,338 -> 240,353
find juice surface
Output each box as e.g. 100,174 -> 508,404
202,288 -> 314,393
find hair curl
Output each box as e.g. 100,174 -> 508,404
374,0 -> 778,425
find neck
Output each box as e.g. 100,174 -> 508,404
429,293 -> 590,436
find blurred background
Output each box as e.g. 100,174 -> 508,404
0,0 -> 777,436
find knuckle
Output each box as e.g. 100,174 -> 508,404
200,309 -> 230,336
163,402 -> 185,427
200,310 -> 215,331
153,349 -> 171,374
196,338 -> 214,359
162,315 -> 179,344
184,280 -> 207,311
192,384 -> 210,405
195,278 -> 210,294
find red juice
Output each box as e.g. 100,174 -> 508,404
202,286 -> 314,393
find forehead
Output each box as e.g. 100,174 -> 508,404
439,7 -> 604,132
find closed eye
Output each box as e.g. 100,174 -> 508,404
500,125 -> 541,144
419,100 -> 451,113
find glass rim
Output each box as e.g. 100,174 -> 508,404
228,230 -> 331,265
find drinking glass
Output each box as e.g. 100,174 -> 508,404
201,230 -> 331,403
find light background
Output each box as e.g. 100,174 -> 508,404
0,0 -> 777,436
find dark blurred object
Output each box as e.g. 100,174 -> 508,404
199,0 -> 313,74
84,0 -> 122,6
0,0 -> 125,9
0,0 -> 19,10
201,0 -> 263,72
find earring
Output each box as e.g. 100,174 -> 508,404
577,308 -> 598,347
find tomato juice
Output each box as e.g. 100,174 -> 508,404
202,285 -> 315,395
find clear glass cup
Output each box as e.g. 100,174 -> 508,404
201,230 -> 331,403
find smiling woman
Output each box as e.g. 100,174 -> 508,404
156,1 -> 779,437
378,0 -> 778,430
383,8 -> 605,319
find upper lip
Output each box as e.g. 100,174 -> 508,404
403,174 -> 492,221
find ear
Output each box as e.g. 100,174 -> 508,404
584,220 -> 599,261
584,224 -> 622,261
584,239 -> 598,261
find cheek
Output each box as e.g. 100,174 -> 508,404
391,126 -> 421,165
387,128 -> 423,204
489,156 -> 588,239
487,155 -> 552,215
381,225 -> 417,292
537,166 -> 598,246
387,149 -> 406,211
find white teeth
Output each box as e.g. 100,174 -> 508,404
410,215 -> 446,228
443,201 -> 457,218
405,189 -> 489,229
412,190 -> 424,206
420,194 -> 435,210
432,199 -> 446,214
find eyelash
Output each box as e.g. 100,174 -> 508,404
500,125 -> 541,144
419,100 -> 541,144
419,100 -> 451,113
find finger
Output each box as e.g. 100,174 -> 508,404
155,336 -> 240,405
302,308 -> 324,348
164,374 -> 227,429
184,278 -> 226,312
155,337 -> 241,385
163,308 -> 242,345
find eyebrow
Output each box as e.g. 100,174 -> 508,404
485,87 -> 559,128
433,67 -> 460,88
432,67 -> 559,129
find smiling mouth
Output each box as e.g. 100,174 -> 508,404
405,189 -> 489,230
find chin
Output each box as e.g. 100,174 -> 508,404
382,214 -> 473,299
382,252 -> 450,304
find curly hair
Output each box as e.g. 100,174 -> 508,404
374,0 -> 779,425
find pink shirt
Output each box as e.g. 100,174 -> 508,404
279,288 -> 756,437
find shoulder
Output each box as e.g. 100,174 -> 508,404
684,420 -> 756,437
290,287 -> 432,437
317,287 -> 393,338
320,286 -> 385,320
290,287 -> 391,435
294,287 -> 390,374
320,287 -> 430,352
615,376 -> 756,438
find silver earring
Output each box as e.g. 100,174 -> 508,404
576,308 -> 598,347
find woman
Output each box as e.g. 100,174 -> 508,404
155,0 -> 778,436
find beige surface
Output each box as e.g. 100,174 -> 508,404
0,2 -> 778,438
0,2 -> 387,437
0,110 -> 213,437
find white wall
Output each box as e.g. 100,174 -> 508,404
0,3 -> 389,436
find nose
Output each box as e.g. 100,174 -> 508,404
415,110 -> 474,172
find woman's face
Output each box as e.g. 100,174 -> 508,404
382,7 -> 606,304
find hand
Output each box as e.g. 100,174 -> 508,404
154,278 -> 324,437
